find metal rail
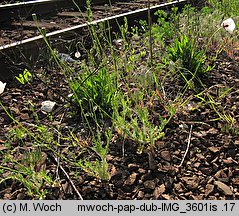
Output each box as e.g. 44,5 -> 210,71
0,0 -> 188,80
0,0 -> 109,22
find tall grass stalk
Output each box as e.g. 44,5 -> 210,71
148,0 -> 153,66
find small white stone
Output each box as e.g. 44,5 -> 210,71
41,100 -> 56,113
75,51 -> 81,59
221,18 -> 236,34
68,93 -> 73,98
0,81 -> 6,94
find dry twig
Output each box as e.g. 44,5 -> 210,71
178,124 -> 193,167
52,155 -> 84,200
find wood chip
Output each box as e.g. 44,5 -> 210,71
182,177 -> 199,189
214,181 -> 233,196
205,184 -> 214,196
153,184 -> 166,198
208,146 -> 221,153
124,173 -> 137,186
159,150 -> 172,162
143,180 -> 156,190
232,178 -> 239,185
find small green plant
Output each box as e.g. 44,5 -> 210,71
71,67 -> 117,118
113,92 -> 173,154
153,7 -> 179,43
15,68 -> 32,84
7,126 -> 27,144
165,35 -> 212,85
0,150 -> 52,199
77,130 -> 111,180
209,0 -> 239,17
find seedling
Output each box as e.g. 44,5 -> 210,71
15,68 -> 32,85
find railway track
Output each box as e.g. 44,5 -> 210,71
0,0 -> 188,81
0,0 -> 172,46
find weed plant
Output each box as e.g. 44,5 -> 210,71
70,66 -> 117,119
164,34 -> 212,88
77,130 -> 112,180
1,149 -> 52,199
112,91 -> 175,154
153,7 -> 179,44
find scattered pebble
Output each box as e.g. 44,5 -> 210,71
41,100 -> 56,113
0,81 -> 6,94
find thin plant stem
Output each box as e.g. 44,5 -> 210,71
148,0 -> 152,66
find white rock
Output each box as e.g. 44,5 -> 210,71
75,51 -> 81,59
0,81 -> 6,94
41,100 -> 56,113
221,18 -> 236,34
68,93 -> 73,98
